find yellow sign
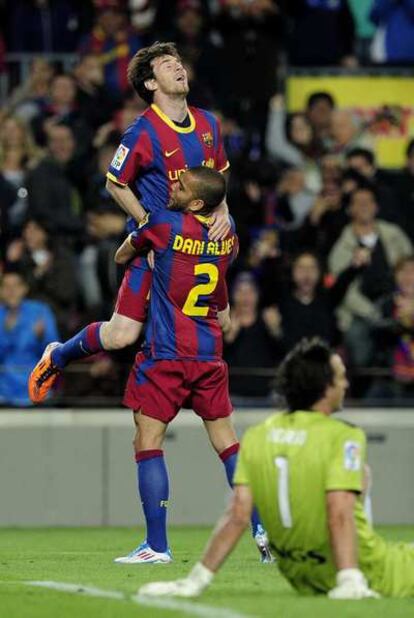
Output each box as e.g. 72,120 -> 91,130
287,76 -> 414,168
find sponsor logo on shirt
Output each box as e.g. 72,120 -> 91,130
344,441 -> 361,471
168,159 -> 215,182
164,148 -> 180,158
111,145 -> 130,171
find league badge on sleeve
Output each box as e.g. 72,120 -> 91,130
111,145 -> 130,171
344,441 -> 361,471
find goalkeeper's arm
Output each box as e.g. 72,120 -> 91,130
327,490 -> 379,599
139,485 -> 252,598
200,484 -> 252,573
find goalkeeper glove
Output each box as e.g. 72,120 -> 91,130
138,562 -> 214,598
328,568 -> 380,600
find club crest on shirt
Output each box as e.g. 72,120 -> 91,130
202,132 -> 213,147
344,441 -> 361,471
111,145 -> 129,171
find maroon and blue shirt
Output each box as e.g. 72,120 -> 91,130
129,210 -> 238,361
107,104 -> 229,233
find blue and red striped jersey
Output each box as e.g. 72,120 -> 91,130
107,104 -> 229,232
129,210 -> 238,360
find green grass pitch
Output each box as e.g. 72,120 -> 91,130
1,526 -> 413,618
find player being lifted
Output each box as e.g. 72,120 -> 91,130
140,337 -> 414,599
112,166 -> 272,564
29,40 -> 230,400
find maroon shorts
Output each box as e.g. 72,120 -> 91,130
115,256 -> 152,322
123,352 -> 233,423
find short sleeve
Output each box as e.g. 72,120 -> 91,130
107,122 -> 152,187
214,117 -> 230,173
129,213 -> 171,253
325,425 -> 366,493
233,433 -> 252,486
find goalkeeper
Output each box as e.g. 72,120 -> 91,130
140,338 -> 414,600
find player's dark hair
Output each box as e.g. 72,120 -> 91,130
346,147 -> 375,167
190,166 -> 226,215
127,41 -> 181,103
276,338 -> 335,412
306,92 -> 335,110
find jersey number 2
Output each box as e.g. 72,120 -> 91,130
275,457 -> 293,528
182,263 -> 219,317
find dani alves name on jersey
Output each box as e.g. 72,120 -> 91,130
172,233 -> 236,256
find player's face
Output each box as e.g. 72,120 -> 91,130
168,173 -> 195,211
328,354 -> 349,412
151,55 -> 189,97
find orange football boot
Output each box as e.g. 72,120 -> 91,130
28,342 -> 61,403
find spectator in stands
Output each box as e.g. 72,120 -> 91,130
298,173 -> 349,258
213,0 -> 283,142
173,0 -> 206,65
245,228 -> 285,307
26,123 -> 84,238
73,54 -> 116,130
372,256 -> 414,398
31,73 -> 92,154
286,0 -> 357,67
0,116 -> 43,237
329,185 -> 412,369
275,166 -> 315,232
224,273 -> 282,398
345,147 -> 399,223
7,0 -> 85,53
327,110 -> 373,159
6,57 -> 55,122
6,218 -> 78,336
395,139 -> 414,244
0,269 -> 58,406
78,0 -> 144,101
276,250 -> 365,352
348,0 -> 376,64
370,0 -> 414,64
80,141 -> 125,317
128,0 -> 157,36
266,94 -> 321,194
306,91 -> 336,145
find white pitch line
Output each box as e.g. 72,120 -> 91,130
133,593 -> 253,618
24,580 -> 254,618
26,581 -> 125,600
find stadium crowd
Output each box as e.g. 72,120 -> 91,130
1,0 -> 414,405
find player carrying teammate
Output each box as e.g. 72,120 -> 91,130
28,41 -> 230,402
112,166 -> 272,564
140,337 -> 414,599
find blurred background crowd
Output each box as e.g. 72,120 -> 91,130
2,0 -> 414,406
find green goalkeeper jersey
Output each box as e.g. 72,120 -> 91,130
234,411 -> 400,596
